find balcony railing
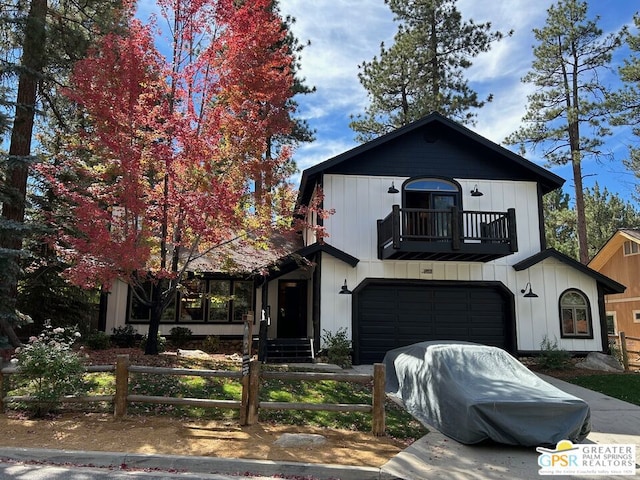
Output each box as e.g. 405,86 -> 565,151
377,205 -> 517,262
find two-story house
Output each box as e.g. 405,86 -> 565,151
588,229 -> 640,338
258,113 -> 624,363
104,113 -> 625,363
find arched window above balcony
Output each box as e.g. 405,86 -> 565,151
403,178 -> 460,210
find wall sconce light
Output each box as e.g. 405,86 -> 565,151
387,182 -> 399,194
521,282 -> 538,298
470,184 -> 483,197
339,279 -> 352,295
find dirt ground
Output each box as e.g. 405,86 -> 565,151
0,348 -> 405,468
0,412 -> 403,467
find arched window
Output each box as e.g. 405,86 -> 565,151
402,178 -> 461,240
559,289 -> 593,338
403,178 -> 460,210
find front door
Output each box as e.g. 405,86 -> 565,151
277,280 -> 308,338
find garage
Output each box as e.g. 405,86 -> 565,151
353,280 -> 514,364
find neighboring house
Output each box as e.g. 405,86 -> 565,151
104,113 -> 625,363
588,229 -> 640,339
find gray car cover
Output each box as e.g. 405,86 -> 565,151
384,341 -> 591,446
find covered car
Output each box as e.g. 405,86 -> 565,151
384,341 -> 590,446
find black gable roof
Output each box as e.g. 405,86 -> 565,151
298,112 -> 564,204
513,248 -> 625,295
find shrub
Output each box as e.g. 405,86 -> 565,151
111,325 -> 138,347
538,336 -> 571,370
84,331 -> 111,350
170,326 -> 193,348
322,328 -> 352,368
12,322 -> 86,417
201,335 -> 221,353
140,333 -> 167,353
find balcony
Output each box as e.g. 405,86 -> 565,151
377,205 -> 518,262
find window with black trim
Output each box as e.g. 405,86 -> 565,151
606,312 -> 616,335
402,178 -> 461,239
559,289 -> 592,338
128,278 -> 253,324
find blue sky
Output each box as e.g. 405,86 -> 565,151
277,0 -> 640,203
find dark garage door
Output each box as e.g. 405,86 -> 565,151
354,281 -> 512,364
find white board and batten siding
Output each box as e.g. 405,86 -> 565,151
322,174 -> 543,262
319,174 -> 604,352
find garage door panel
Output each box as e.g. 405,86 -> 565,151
356,283 -> 511,364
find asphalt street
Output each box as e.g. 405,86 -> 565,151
0,461 -> 296,480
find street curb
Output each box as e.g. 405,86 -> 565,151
0,447 -> 398,480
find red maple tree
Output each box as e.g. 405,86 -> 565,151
39,0 -> 300,353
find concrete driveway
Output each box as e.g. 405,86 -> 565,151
381,374 -> 640,480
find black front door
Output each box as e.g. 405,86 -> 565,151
277,280 -> 308,338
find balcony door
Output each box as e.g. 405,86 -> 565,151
403,178 -> 460,239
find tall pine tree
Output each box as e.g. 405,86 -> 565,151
506,0 -> 624,264
350,0 -> 511,142
0,0 -> 126,345
610,14 -> 640,198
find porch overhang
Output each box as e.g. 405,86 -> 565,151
266,242 -> 359,280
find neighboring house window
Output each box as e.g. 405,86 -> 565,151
128,278 -> 253,324
606,312 -> 617,335
633,310 -> 640,324
559,289 -> 592,338
623,240 -> 640,256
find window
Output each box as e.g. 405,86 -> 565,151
232,281 -> 253,322
208,280 -> 231,322
606,312 -> 616,335
128,283 -> 177,322
128,278 -> 253,324
623,241 -> 639,256
402,178 -> 460,239
559,289 -> 592,338
180,279 -> 205,321
633,310 -> 640,324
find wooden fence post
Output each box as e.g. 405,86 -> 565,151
239,317 -> 253,426
372,363 -> 385,436
246,359 -> 260,425
114,354 -> 130,418
620,332 -> 630,372
0,370 -> 4,413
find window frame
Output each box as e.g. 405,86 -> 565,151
127,277 -> 254,325
633,310 -> 640,324
558,288 -> 593,339
623,240 -> 640,256
605,311 -> 617,335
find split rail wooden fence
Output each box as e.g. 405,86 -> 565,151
0,355 -> 386,436
609,331 -> 640,371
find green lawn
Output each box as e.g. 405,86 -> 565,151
562,373 -> 640,406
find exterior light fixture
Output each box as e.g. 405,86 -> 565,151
521,282 -> 538,298
339,279 -> 352,294
470,185 -> 483,197
388,182 -> 399,194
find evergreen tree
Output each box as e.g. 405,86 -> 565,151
506,0 -> 624,264
0,0 -> 125,345
544,184 -> 640,260
350,0 -> 511,142
610,14 -> 640,197
584,184 -> 640,258
544,189 -> 578,259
